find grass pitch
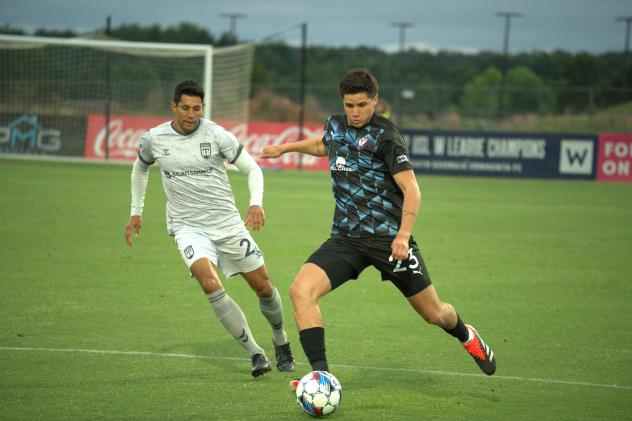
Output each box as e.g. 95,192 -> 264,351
1,158 -> 631,420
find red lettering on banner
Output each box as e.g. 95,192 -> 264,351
84,114 -> 327,170
597,133 -> 632,183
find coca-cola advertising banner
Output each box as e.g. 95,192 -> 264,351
85,114 -> 327,170
242,121 -> 328,170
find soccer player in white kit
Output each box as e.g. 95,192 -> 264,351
124,80 -> 295,377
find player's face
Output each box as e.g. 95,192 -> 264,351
342,92 -> 378,128
171,94 -> 204,134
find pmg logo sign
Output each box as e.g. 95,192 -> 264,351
0,115 -> 61,153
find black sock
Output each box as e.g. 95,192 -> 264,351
299,327 -> 329,371
443,314 -> 469,342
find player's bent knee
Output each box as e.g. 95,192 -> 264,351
192,268 -> 223,294
252,280 -> 274,298
289,279 -> 316,304
197,277 -> 222,294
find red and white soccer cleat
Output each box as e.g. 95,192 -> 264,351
462,324 -> 496,375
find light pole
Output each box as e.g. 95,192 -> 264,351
391,22 -> 414,124
297,22 -> 307,170
616,16 -> 632,101
220,12 -> 247,37
616,16 -> 632,56
391,22 -> 414,52
496,11 -> 523,119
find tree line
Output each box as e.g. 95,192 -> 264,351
2,21 -> 630,118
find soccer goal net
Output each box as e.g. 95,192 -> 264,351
0,34 -> 254,160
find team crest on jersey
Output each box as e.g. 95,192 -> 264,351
358,136 -> 368,148
200,143 -> 211,159
184,245 -> 194,259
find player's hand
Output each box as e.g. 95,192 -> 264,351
125,215 -> 143,247
390,232 -> 410,261
260,145 -> 283,159
244,205 -> 265,231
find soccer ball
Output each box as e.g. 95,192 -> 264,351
295,370 -> 342,417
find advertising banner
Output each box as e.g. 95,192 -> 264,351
402,130 -> 597,180
241,121 -> 327,171
85,114 -> 328,170
597,133 -> 632,183
85,114 -> 163,161
0,113 -> 87,157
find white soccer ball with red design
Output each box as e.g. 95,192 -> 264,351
295,371 -> 342,417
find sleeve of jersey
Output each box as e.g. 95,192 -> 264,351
232,148 -> 264,207
130,134 -> 154,215
321,117 -> 332,146
378,133 -> 413,175
130,158 -> 150,216
137,132 -> 155,165
217,129 -> 244,164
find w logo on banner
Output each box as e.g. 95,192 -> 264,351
559,140 -> 594,175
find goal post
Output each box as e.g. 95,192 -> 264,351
0,34 -> 254,159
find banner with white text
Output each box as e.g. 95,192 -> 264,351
0,113 -> 86,157
7,112 -> 623,182
596,133 -> 632,183
402,130 -> 597,180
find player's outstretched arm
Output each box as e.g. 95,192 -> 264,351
260,136 -> 327,158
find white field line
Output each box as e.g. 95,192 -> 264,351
1,346 -> 631,392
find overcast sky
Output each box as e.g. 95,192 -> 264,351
2,0 -> 630,53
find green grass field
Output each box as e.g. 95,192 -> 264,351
1,158 -> 631,420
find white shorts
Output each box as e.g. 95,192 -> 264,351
173,226 -> 264,278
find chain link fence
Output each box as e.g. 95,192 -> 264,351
252,82 -> 632,133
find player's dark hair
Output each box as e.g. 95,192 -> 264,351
338,69 -> 379,98
173,80 -> 205,103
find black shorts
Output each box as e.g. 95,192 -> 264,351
306,236 -> 432,297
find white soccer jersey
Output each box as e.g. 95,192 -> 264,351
138,119 -> 244,234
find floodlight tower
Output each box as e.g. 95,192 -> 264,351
616,16 -> 632,101
391,22 -> 414,124
220,12 -> 247,37
496,11 -> 523,119
616,16 -> 632,56
391,22 -> 415,52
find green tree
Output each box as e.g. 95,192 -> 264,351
461,66 -> 501,117
0,24 -> 26,35
506,66 -> 556,113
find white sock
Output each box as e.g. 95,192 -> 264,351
258,287 -> 288,346
208,288 -> 264,357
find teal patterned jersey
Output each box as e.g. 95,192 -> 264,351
322,113 -> 413,238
